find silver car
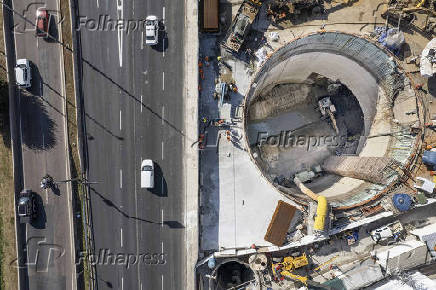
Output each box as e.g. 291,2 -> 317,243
145,15 -> 159,46
141,159 -> 154,188
15,59 -> 32,88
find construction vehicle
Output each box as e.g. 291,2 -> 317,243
319,97 -> 339,134
222,0 -> 262,53
271,253 -> 309,284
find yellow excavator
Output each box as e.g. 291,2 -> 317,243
271,253 -> 309,285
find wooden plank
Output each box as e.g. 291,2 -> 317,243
264,200 -> 297,246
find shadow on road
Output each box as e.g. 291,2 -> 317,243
152,24 -> 169,52
19,92 -> 56,150
90,187 -> 183,228
30,192 -> 46,229
150,162 -> 167,197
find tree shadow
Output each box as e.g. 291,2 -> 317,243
19,92 -> 56,150
30,192 -> 47,229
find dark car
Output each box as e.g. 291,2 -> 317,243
18,189 -> 37,223
36,9 -> 49,38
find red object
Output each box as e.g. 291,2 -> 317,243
415,83 -> 423,90
36,9 -> 49,38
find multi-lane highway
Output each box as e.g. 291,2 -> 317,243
11,0 -> 75,289
78,0 -> 186,289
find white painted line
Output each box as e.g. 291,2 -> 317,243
163,7 -> 165,20
161,241 -> 164,253
140,282 -> 143,290
120,169 -> 123,188
121,276 -> 124,290
161,275 -> 164,290
163,38 -> 165,58
141,95 -> 143,112
141,32 -> 144,50
162,72 -> 165,91
117,0 -> 124,67
161,106 -> 165,125
161,209 -> 164,227
97,0 -> 99,8
161,141 -> 164,160
120,110 -> 122,130
120,228 -> 123,247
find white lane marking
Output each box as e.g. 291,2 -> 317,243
163,38 -> 165,58
161,141 -> 164,160
163,7 -> 165,20
161,241 -> 164,253
140,282 -> 143,290
120,169 -> 123,188
141,32 -> 144,50
161,106 -> 165,125
121,276 -> 124,290
97,0 -> 99,8
161,275 -> 164,290
120,110 -> 122,130
141,95 -> 143,112
161,209 -> 164,227
117,0 -> 124,67
120,228 -> 123,247
162,72 -> 165,91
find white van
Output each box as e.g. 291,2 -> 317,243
15,59 -> 32,88
141,159 -> 154,188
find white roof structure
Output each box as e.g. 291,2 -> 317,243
371,240 -> 428,274
411,223 -> 436,257
373,271 -> 436,290
420,38 -> 436,78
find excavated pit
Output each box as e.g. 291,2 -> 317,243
244,32 -> 418,208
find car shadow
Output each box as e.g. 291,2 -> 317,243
46,12 -> 59,43
152,23 -> 168,52
149,162 -> 168,197
30,192 -> 46,229
28,61 -> 43,97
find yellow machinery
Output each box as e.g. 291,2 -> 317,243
294,177 -> 329,232
271,253 -> 309,285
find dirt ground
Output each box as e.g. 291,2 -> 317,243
0,8 -> 18,290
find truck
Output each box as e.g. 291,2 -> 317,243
202,0 -> 219,32
221,0 -> 262,53
17,189 -> 37,223
370,221 -> 404,244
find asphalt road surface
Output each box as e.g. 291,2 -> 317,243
78,0 -> 186,289
12,0 -> 75,289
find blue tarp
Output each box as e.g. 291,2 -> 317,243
422,150 -> 436,170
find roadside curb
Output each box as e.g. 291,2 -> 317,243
56,0 -> 77,288
184,0 -> 199,289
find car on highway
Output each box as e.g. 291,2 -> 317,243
141,159 -> 155,188
18,189 -> 37,223
36,8 -> 49,39
145,15 -> 159,45
14,59 -> 32,88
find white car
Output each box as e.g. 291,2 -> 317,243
141,159 -> 154,188
145,15 -> 159,46
15,59 -> 32,88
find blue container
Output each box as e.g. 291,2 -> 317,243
392,193 -> 412,212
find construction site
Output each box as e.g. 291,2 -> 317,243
197,0 -> 436,289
